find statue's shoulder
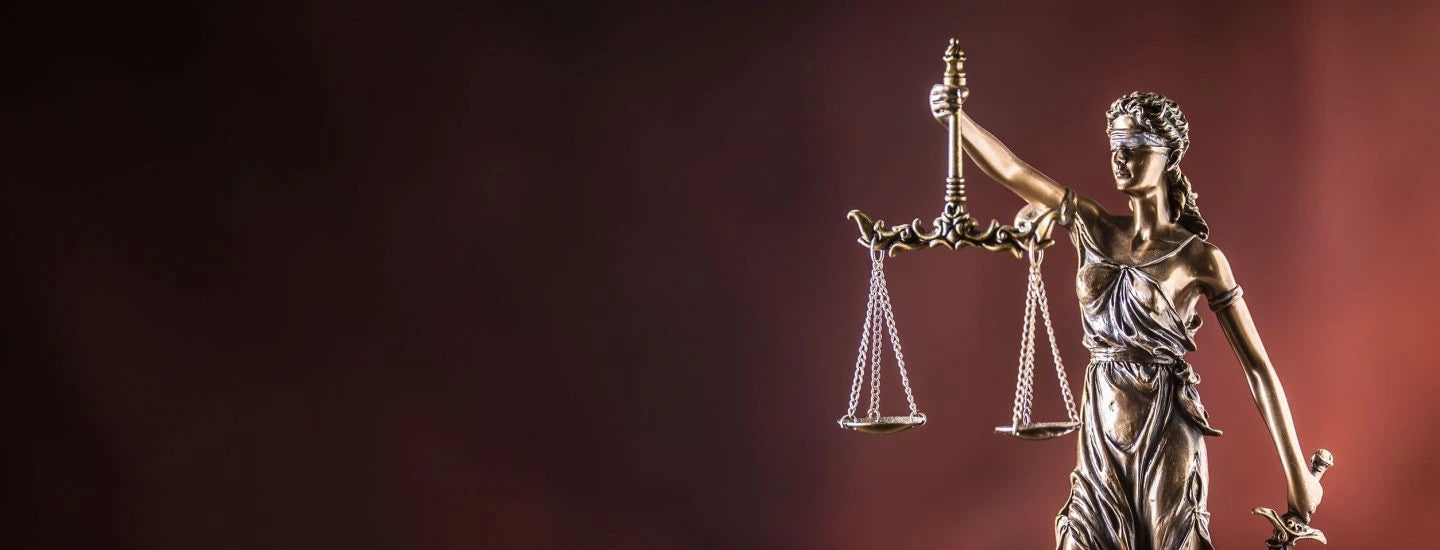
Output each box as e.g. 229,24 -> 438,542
1065,192 -> 1115,230
1187,239 -> 1238,297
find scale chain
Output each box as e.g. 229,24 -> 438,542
845,252 -> 881,420
1025,273 -> 1039,424
1011,259 -> 1039,427
844,251 -> 920,421
1009,249 -> 1078,427
868,258 -> 885,417
1033,250 -> 1079,422
876,260 -> 919,416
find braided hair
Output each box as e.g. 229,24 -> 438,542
1105,92 -> 1210,239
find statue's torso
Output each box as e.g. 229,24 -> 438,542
1070,215 -> 1206,360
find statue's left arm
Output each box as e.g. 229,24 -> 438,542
1197,244 -> 1324,522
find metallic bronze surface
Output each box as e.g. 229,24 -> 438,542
838,414 -> 927,435
841,40 -> 1331,549
993,421 -> 1080,440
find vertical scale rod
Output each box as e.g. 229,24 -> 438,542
942,39 -> 969,220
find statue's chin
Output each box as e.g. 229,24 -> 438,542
1116,177 -> 1163,195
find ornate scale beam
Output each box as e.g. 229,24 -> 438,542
847,39 -> 1059,259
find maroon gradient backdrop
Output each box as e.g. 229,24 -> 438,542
9,1 -> 1440,548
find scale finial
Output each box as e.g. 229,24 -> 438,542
943,38 -> 966,89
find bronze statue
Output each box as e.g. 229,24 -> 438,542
838,40 -> 1331,550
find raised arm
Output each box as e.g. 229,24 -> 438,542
1198,245 -> 1324,521
929,85 -> 1102,219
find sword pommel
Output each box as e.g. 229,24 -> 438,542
1311,449 -> 1334,477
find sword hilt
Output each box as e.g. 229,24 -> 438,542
1252,507 -> 1327,549
1253,449 -> 1334,549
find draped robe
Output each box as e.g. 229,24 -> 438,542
1055,212 -> 1234,550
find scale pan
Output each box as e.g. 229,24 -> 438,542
838,414 -> 927,435
994,421 -> 1080,440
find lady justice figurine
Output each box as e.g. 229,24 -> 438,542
839,40 -> 1331,550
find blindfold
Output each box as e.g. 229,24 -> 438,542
1108,129 -> 1171,150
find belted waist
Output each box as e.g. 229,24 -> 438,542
1090,348 -> 1204,386
1089,348 -> 1180,365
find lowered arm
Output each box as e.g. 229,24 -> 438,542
1204,247 -> 1323,521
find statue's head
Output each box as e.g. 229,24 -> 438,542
1105,92 -> 1208,238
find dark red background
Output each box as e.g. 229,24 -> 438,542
9,1 -> 1440,548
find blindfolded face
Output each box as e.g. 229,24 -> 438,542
1107,115 -> 1172,192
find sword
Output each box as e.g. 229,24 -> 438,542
1252,449 -> 1334,549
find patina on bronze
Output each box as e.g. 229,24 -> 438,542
840,40 -> 1331,549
